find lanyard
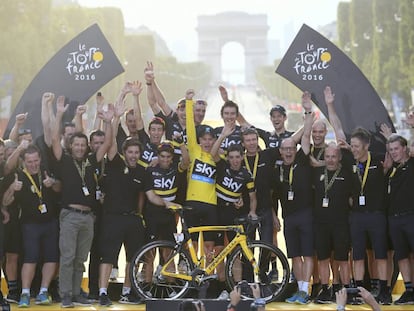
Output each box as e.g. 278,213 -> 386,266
22,169 -> 42,201
280,164 -> 294,190
356,152 -> 371,195
311,145 -> 325,161
73,159 -> 87,186
244,153 -> 259,180
388,162 -> 404,192
324,164 -> 342,197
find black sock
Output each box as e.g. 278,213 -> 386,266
7,280 -> 18,292
355,280 -> 363,288
379,280 -> 387,294
405,282 -> 413,292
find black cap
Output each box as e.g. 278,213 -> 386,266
196,125 -> 215,138
270,105 -> 286,116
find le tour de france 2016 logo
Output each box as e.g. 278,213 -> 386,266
66,43 -> 104,81
293,43 -> 332,81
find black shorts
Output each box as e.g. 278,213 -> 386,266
21,219 -> 59,263
99,213 -> 146,263
350,212 -> 387,260
283,208 -> 314,258
389,213 -> 414,261
145,207 -> 176,242
0,219 -> 4,259
215,202 -> 247,246
183,201 -> 217,242
314,222 -> 350,261
4,216 -> 22,254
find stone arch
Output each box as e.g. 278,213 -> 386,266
196,11 -> 269,84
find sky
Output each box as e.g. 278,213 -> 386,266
78,0 -> 346,62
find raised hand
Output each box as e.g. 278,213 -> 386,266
56,96 -> 68,114
76,104 -> 87,116
324,86 -> 335,105
98,103 -> 115,122
42,92 -> 55,105
301,91 -> 312,112
219,85 -> 229,102
144,61 -> 155,83
15,113 -> 28,126
379,123 -> 392,140
13,173 -> 23,192
43,171 -> 55,188
130,80 -> 143,96
185,89 -> 195,100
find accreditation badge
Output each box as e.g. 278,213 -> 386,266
38,203 -> 47,214
322,197 -> 329,208
82,186 -> 90,196
359,195 -> 365,206
287,191 -> 294,201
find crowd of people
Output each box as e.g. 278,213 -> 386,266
0,61 -> 413,310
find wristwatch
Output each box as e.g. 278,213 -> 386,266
227,303 -> 237,310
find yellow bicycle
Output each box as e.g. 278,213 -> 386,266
130,205 -> 290,302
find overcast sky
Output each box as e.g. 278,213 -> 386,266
78,0 -> 346,62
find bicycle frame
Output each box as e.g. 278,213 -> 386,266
160,221 -> 260,283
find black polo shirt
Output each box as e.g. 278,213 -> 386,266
312,164 -> 353,223
274,149 -> 313,218
102,153 -> 144,214
387,157 -> 414,215
349,152 -> 386,213
56,153 -> 98,209
14,170 -> 58,224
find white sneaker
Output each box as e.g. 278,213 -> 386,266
218,290 -> 230,300
110,268 -> 119,281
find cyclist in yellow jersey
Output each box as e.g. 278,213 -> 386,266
184,90 -> 217,259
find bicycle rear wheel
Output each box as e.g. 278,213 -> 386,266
225,241 -> 290,302
129,240 -> 194,300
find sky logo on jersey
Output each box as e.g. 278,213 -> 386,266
154,176 -> 176,189
220,137 -> 241,149
192,159 -> 216,184
141,150 -> 156,162
222,177 -> 243,192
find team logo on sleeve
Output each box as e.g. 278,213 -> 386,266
192,159 -> 216,184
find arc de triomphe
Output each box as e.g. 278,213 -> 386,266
196,12 -> 269,84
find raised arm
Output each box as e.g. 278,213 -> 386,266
41,92 -> 55,147
108,95 -> 127,161
74,104 -> 86,134
4,139 -> 29,176
92,92 -> 105,131
130,81 -> 144,131
145,61 -> 173,117
301,91 -> 314,155
210,122 -> 234,162
51,96 -> 68,161
9,113 -> 28,142
325,86 -> 346,142
95,104 -> 114,163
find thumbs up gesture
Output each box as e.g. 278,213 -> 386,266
43,171 -> 55,188
13,173 -> 23,191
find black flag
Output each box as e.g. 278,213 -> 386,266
276,24 -> 394,153
4,23 -> 124,140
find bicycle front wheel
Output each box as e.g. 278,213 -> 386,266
225,241 -> 290,302
129,240 -> 194,300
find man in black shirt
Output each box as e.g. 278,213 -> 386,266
312,143 -> 353,304
97,85 -> 178,306
2,145 -> 60,307
51,95 -> 113,308
274,91 -> 314,304
349,127 -> 389,304
385,134 -> 414,305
